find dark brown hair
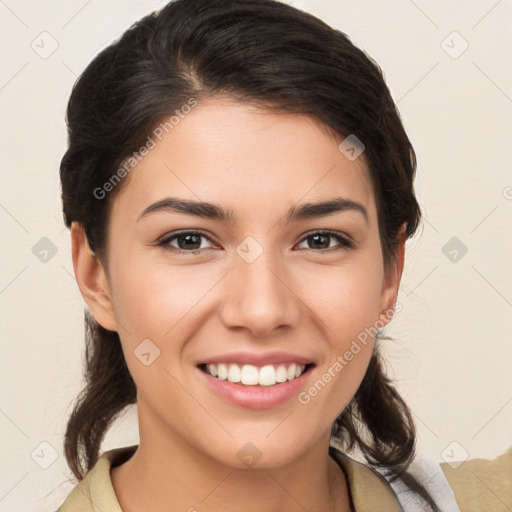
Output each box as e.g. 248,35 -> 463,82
60,0 -> 433,507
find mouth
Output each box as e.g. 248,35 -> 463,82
197,362 -> 315,387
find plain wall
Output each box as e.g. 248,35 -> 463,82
0,0 -> 511,509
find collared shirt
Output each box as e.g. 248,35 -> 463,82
56,443 -> 512,511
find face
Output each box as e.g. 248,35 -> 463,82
76,97 -> 402,469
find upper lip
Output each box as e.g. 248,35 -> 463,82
196,351 -> 315,367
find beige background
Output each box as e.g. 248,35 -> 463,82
0,0 -> 511,509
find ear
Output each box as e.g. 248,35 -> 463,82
70,222 -> 118,331
377,223 -> 406,326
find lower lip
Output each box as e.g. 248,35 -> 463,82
196,365 -> 314,409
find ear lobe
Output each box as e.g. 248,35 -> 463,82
377,223 -> 407,325
70,222 -> 118,332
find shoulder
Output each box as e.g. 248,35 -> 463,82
440,444 -> 512,512
331,442 -> 512,512
56,445 -> 138,512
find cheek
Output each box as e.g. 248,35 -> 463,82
294,259 -> 382,417
109,250 -> 201,327
107,254 -> 220,362
300,258 -> 384,341
107,258 -> 209,400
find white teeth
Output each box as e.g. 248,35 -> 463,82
275,365 -> 288,383
203,362 -> 308,386
241,365 -> 259,385
258,365 -> 275,386
217,363 -> 228,380
227,364 -> 240,382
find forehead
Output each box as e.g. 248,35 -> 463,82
112,97 -> 376,225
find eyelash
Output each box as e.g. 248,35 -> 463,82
157,230 -> 354,254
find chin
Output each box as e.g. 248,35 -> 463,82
205,436 -> 311,471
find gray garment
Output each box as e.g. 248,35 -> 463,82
376,451 -> 461,512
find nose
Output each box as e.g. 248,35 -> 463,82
219,243 -> 301,338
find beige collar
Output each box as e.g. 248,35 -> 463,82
330,446 -> 403,511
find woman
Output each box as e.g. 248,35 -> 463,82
56,0 -> 511,511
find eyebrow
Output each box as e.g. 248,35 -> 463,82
137,196 -> 369,225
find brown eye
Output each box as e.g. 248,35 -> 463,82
297,231 -> 354,251
158,231 -> 217,253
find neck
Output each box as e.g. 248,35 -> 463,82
111,427 -> 352,512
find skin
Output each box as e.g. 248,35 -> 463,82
71,97 -> 406,512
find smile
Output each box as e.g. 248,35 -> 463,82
198,362 -> 313,386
